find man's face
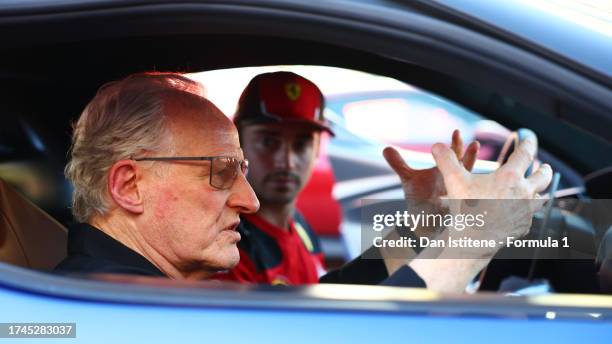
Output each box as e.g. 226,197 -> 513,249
240,122 -> 320,206
138,98 -> 259,274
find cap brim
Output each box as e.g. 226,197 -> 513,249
239,117 -> 335,136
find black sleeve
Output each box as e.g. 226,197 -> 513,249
319,248 -> 388,285
379,265 -> 426,287
319,246 -> 426,287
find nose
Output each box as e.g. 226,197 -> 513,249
227,172 -> 260,214
273,142 -> 298,170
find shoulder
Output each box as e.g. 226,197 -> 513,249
236,217 -> 283,271
54,222 -> 165,277
54,255 -> 162,277
293,211 -> 322,254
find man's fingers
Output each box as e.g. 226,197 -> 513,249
383,146 -> 416,178
527,163 -> 553,194
432,143 -> 466,185
502,137 -> 537,175
462,141 -> 480,172
531,194 -> 549,213
450,129 -> 464,159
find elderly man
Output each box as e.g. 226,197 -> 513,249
55,73 -> 259,279
55,72 -> 552,293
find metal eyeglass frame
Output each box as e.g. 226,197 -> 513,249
131,156 -> 248,190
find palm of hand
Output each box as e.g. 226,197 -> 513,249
399,167 -> 446,200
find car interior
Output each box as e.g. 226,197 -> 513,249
0,178 -> 67,270
0,2 -> 610,298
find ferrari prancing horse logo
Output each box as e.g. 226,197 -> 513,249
284,82 -> 301,101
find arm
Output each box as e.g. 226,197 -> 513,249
321,130 -> 478,288
319,246 -> 426,287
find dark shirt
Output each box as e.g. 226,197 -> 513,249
54,223 -> 164,277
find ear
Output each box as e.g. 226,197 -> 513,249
107,160 -> 144,215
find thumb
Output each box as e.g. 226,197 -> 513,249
432,143 -> 466,186
383,146 -> 415,179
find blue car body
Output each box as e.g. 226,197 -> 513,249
1,263 -> 612,343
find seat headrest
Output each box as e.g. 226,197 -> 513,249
0,178 -> 67,271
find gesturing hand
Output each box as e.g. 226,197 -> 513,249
383,130 -> 479,201
432,135 -> 551,200
432,135 -> 553,243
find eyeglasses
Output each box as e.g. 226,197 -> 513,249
132,156 -> 249,190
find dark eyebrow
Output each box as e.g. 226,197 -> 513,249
297,133 -> 315,140
252,129 -> 282,136
250,128 -> 316,139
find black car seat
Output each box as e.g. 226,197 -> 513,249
0,178 -> 67,271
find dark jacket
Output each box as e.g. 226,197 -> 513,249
54,223 -> 164,277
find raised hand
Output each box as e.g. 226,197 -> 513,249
432,136 -> 551,200
432,136 -> 552,242
383,129 -> 479,201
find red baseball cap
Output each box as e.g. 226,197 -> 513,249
234,71 -> 334,135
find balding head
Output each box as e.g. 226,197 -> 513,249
163,92 -> 238,155
67,73 -> 211,222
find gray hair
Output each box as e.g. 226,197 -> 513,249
66,72 -> 205,222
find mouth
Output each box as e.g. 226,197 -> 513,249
223,221 -> 240,232
268,177 -> 301,191
265,172 -> 300,185
271,177 -> 298,184
222,221 -> 241,242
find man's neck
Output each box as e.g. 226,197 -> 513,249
256,202 -> 295,230
89,214 -> 213,280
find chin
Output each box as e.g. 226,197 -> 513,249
224,251 -> 241,269
211,246 -> 241,270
